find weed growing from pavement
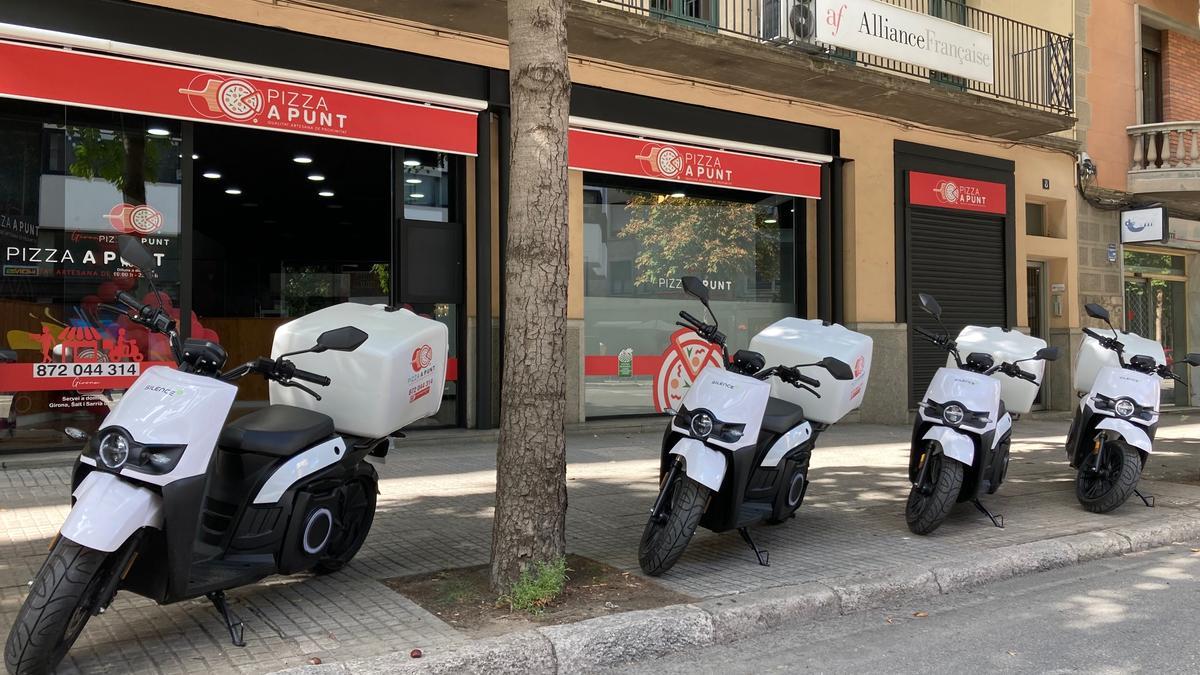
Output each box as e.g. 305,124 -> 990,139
499,557 -> 569,613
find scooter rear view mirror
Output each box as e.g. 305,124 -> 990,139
1036,346 -> 1061,362
917,293 -> 941,319
1083,302 -> 1111,324
1186,353 -> 1200,367
681,276 -> 710,305
117,234 -> 156,275
820,356 -> 854,381
313,326 -> 369,353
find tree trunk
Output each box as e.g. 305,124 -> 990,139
490,0 -> 571,594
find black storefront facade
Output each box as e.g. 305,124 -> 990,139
0,0 -> 845,453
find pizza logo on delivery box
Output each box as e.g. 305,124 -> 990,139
411,344 -> 434,372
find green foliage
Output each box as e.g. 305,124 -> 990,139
498,557 -> 569,613
66,127 -> 163,195
370,263 -> 390,296
619,194 -> 780,290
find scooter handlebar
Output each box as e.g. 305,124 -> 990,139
290,368 -> 331,387
116,291 -> 143,311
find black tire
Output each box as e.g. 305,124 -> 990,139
5,538 -> 112,675
314,477 -> 377,574
1076,440 -> 1142,514
905,451 -> 964,535
638,473 -> 710,577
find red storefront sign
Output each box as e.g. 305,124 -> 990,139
0,40 -> 477,154
908,171 -> 1006,215
568,129 -> 822,198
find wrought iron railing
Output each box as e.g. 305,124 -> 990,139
1128,122 -> 1200,171
588,0 -> 1073,114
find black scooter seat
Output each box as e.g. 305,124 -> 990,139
762,397 -> 805,435
219,405 -> 335,457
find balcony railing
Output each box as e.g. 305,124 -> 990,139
1129,122 -> 1200,171
589,0 -> 1073,114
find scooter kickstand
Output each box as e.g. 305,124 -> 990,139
207,591 -> 246,647
972,500 -> 1005,529
738,527 -> 769,567
1134,488 -> 1156,508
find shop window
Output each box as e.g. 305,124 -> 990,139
0,99 -> 182,453
583,177 -> 800,417
1024,199 -> 1066,239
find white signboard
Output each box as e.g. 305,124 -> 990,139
814,0 -> 995,84
1120,206 -> 1168,244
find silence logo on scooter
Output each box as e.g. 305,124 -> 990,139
652,328 -> 724,413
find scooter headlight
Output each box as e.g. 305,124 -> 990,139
1113,398 -> 1137,419
942,404 -> 965,426
98,431 -> 130,469
690,412 -> 714,439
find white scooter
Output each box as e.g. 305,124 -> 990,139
1065,303 -> 1200,513
5,236 -> 444,675
906,293 -> 1058,535
638,277 -> 863,575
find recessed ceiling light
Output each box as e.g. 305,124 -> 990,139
670,192 -> 686,198
405,178 -> 422,184
191,154 -> 200,160
293,155 -> 313,164
202,171 -> 222,179
225,188 -> 242,195
318,190 -> 334,197
307,173 -> 325,181
403,159 -> 421,167
409,193 -> 425,199
763,218 -> 777,224
147,127 -> 170,137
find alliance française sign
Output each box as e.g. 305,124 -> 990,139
815,0 -> 995,84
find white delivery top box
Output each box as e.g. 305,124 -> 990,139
270,303 -> 449,438
950,326 -> 1047,414
748,318 -> 873,425
1073,328 -> 1165,394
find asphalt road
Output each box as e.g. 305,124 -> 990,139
615,542 -> 1200,674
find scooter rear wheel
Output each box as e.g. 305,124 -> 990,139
5,538 -> 111,675
638,473 -> 709,577
905,451 -> 963,535
314,477 -> 377,574
1076,440 -> 1141,514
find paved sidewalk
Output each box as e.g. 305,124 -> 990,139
3,414 -> 1200,673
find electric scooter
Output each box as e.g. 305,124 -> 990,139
4,235 -> 443,675
638,277 -> 863,576
905,293 -> 1059,535
1065,302 -> 1200,513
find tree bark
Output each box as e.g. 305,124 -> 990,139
490,0 -> 571,594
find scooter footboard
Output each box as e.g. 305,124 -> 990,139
60,472 -> 163,552
669,437 -> 726,492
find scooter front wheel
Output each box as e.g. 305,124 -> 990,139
5,538 -> 112,675
1076,440 -> 1141,514
638,472 -> 710,577
905,451 -> 964,535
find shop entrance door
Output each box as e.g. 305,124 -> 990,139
1026,262 -> 1047,408
1124,252 -> 1188,406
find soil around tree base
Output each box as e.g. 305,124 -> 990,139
384,554 -> 694,639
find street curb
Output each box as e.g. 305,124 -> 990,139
272,513 -> 1200,675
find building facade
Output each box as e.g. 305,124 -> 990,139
1075,0 -> 1200,406
0,0 -> 1081,454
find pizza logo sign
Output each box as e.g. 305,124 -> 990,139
105,203 -> 164,235
179,74 -> 349,133
411,344 -> 434,372
933,180 -> 990,209
853,355 -> 865,378
652,328 -> 725,413
636,143 -> 735,185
